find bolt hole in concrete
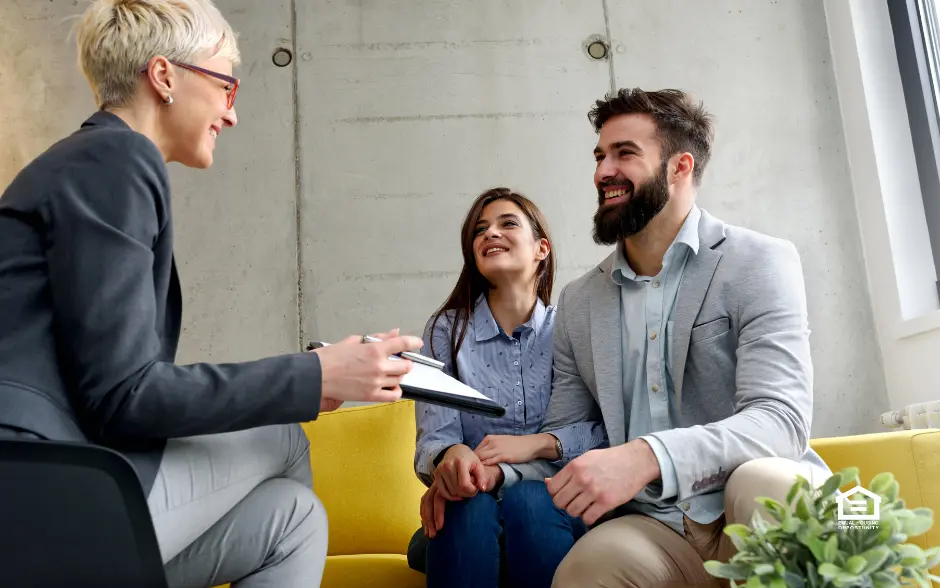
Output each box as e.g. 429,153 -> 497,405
272,47 -> 292,67
583,35 -> 609,60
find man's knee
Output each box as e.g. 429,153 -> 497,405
724,457 -> 815,525
553,517 -> 661,588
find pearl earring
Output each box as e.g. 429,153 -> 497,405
163,95 -> 174,105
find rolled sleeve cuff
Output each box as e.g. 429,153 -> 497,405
497,463 -> 522,498
416,442 -> 452,484
547,427 -> 585,466
641,434 -> 678,500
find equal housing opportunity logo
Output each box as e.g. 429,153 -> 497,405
836,485 -> 882,530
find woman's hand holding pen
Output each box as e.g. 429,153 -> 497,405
310,328 -> 424,404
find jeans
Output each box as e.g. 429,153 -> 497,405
408,480 -> 587,588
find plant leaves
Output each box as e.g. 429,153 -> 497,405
795,495 -> 813,521
845,555 -> 867,574
861,545 -> 892,572
746,575 -> 765,588
834,571 -> 862,587
902,515 -> 933,537
923,545 -> 940,568
897,543 -> 926,567
818,563 -> 841,579
783,571 -> 806,588
703,561 -> 750,580
818,475 -> 843,503
839,466 -> 860,486
872,570 -> 900,588
884,480 -> 900,503
787,479 -> 803,507
779,516 -> 800,534
870,472 -> 894,495
824,535 -> 839,563
753,563 -> 775,576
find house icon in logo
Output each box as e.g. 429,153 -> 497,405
836,486 -> 881,521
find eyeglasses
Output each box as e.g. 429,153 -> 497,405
139,60 -> 240,110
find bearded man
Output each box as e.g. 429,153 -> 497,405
499,88 -> 831,587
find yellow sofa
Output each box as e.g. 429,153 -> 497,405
226,401 -> 940,587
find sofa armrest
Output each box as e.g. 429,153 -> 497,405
810,429 -> 940,555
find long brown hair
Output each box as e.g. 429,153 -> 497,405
428,187 -> 555,379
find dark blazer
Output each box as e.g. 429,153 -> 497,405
0,111 -> 323,494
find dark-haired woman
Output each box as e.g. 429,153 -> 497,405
410,187 -> 606,588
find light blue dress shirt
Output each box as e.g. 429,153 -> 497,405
414,295 -> 606,492
610,205 -> 724,535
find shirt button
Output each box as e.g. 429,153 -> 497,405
514,361 -> 519,366
516,381 -> 521,386
513,340 -> 519,346
651,384 -> 660,392
652,280 -> 661,288
517,400 -> 523,406
682,502 -> 690,511
650,331 -> 657,340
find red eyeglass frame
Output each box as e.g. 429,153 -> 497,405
139,60 -> 240,110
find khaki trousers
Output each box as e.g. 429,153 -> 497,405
552,457 -> 829,588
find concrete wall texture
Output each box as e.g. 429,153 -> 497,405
1,0 -> 888,437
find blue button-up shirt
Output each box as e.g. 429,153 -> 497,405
414,295 -> 606,489
610,205 -> 724,535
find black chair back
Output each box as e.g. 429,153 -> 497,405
0,439 -> 168,588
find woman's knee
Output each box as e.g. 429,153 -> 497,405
430,492 -> 500,546
501,480 -> 558,526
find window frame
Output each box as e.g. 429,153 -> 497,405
888,0 -> 940,298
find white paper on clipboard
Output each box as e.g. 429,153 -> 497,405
399,360 -> 494,401
313,341 -> 494,402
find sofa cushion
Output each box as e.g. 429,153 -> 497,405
302,401 -> 427,557
321,554 -> 424,588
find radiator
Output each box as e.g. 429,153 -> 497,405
880,400 -> 940,430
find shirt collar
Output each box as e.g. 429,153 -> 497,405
472,294 -> 547,341
81,110 -> 131,130
611,204 -> 702,284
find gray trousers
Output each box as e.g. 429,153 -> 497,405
147,424 -> 328,588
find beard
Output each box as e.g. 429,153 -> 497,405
592,162 -> 670,246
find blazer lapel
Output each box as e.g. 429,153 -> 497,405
671,211 -> 725,406
590,253 -> 626,447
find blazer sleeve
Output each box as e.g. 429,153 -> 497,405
648,239 -> 814,501
43,133 -> 322,442
512,283 -> 608,481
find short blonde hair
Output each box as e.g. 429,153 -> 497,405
75,0 -> 240,109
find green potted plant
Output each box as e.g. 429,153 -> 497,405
704,467 -> 940,587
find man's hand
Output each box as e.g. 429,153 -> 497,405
475,433 -> 558,465
545,439 -> 661,525
319,397 -> 343,412
312,329 -> 423,403
435,444 -> 486,498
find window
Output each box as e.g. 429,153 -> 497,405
888,0 -> 940,297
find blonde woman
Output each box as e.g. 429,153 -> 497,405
0,0 -> 423,585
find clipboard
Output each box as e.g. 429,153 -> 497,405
306,341 -> 506,418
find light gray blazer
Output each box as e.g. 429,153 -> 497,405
514,209 -> 828,501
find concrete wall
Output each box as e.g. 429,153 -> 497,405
1,0 -> 888,436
